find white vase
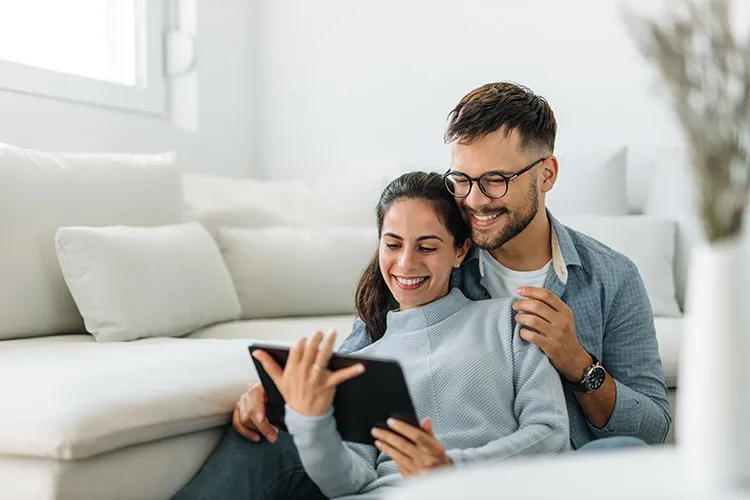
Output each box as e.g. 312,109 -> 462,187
676,238 -> 749,491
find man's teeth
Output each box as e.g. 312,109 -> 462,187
474,214 -> 499,221
396,277 -> 427,286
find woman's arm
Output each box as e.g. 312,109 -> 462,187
251,332 -> 374,496
447,323 -> 570,464
285,406 -> 378,498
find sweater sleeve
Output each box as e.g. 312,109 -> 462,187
284,405 -> 378,498
446,321 -> 571,465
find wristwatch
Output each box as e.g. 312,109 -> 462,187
567,353 -> 606,394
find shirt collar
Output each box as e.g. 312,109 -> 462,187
465,209 -> 580,286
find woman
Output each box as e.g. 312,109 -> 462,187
251,172 -> 570,499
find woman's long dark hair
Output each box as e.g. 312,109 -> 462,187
355,171 -> 470,341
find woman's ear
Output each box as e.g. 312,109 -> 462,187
454,239 -> 471,268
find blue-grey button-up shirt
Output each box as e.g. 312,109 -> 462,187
339,211 -> 671,449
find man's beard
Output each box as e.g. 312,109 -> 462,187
465,178 -> 539,251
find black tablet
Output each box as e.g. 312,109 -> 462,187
248,342 -> 419,445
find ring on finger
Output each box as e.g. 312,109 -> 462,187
312,363 -> 325,372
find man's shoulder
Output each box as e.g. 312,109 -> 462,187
563,224 -> 640,284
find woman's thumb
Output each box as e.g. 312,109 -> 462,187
421,417 -> 433,434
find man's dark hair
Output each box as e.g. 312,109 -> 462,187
444,82 -> 557,154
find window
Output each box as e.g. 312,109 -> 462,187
0,0 -> 166,116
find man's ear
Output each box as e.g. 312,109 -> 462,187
540,155 -> 559,194
454,239 -> 471,268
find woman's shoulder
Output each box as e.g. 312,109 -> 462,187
459,294 -> 517,325
463,294 -> 516,313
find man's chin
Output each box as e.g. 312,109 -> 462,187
470,233 -> 503,251
470,225 -> 501,246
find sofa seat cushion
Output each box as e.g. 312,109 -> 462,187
0,313 -> 676,461
0,315 -> 357,461
0,335 -> 255,460
654,317 -> 682,388
188,314 -> 357,343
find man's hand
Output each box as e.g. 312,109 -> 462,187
513,286 -> 592,382
371,418 -> 452,478
232,382 -> 279,443
252,331 -> 365,418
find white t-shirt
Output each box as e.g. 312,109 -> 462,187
479,248 -> 551,299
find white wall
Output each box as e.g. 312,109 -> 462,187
251,0 -> 686,180
0,0 -> 254,177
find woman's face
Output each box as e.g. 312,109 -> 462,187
379,199 -> 469,311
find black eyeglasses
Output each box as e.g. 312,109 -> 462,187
442,157 -> 547,199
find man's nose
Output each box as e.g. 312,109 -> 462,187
466,181 -> 492,208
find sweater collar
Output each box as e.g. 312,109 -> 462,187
385,288 -> 470,333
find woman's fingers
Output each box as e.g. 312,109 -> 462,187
251,350 -> 284,387
375,440 -> 416,476
313,330 -> 338,373
420,418 -> 434,435
327,363 -> 365,387
301,331 -> 325,371
286,337 -> 306,375
371,427 -> 418,459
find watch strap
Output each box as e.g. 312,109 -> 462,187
564,352 -> 600,393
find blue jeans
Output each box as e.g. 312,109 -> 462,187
576,436 -> 648,452
172,427 -> 325,500
173,429 -> 646,499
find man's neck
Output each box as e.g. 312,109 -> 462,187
488,209 -> 552,272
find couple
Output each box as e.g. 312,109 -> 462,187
175,82 -> 671,499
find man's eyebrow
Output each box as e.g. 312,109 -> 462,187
451,168 -> 513,177
382,233 -> 444,243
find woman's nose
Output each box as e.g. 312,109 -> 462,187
398,248 -> 418,268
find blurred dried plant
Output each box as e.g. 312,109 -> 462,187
625,0 -> 750,242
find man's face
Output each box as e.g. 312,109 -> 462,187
450,128 -> 543,251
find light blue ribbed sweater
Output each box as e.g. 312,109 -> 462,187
285,288 -> 570,499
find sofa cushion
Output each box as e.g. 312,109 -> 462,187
0,144 -> 182,340
216,226 -> 377,319
654,317 -> 681,388
182,174 -> 391,227
55,222 -> 241,342
0,315 -> 355,460
188,314 -> 357,344
546,147 -> 630,216
561,215 -> 682,317
0,311 -> 676,461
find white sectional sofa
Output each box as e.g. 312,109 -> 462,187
0,143 -> 689,500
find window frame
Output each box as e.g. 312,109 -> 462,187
0,0 -> 166,117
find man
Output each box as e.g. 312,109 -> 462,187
174,82 -> 670,500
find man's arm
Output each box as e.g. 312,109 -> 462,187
515,271 -> 671,444
585,267 -> 671,443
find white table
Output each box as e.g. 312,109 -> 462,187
385,447 -> 750,500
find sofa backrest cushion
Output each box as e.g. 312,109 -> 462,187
216,226 -> 378,319
0,144 -> 182,340
561,214 -> 682,317
56,222 -> 241,342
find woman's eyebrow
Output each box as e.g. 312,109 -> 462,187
382,233 -> 444,243
417,235 -> 443,242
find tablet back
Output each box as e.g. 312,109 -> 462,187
248,343 -> 419,445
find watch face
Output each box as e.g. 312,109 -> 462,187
583,366 -> 606,392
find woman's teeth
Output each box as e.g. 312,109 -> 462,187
396,277 -> 427,285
